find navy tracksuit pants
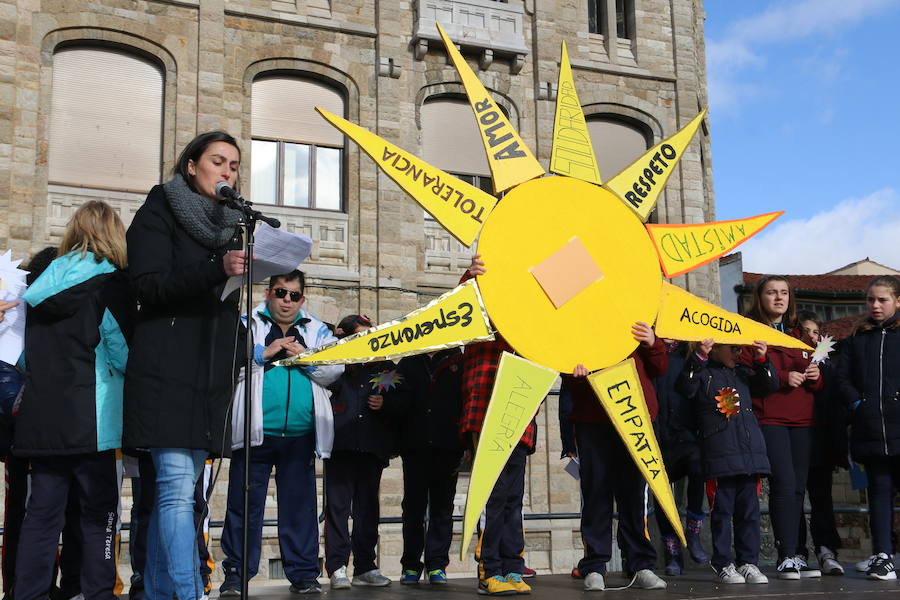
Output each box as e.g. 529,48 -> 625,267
323,450 -> 385,576
400,448 -> 461,573
13,451 -> 119,600
221,433 -> 320,584
707,474 -> 761,569
478,443 -> 527,579
575,422 -> 656,576
761,425 -> 811,560
798,463 -> 842,556
655,453 -> 705,537
862,456 -> 900,556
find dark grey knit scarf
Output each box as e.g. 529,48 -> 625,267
163,174 -> 243,250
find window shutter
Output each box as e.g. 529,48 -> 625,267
48,47 -> 164,192
251,77 -> 344,147
421,98 -> 490,177
586,118 -> 649,180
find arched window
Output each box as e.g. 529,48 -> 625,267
421,97 -> 494,194
586,116 -> 650,180
48,46 -> 164,192
250,76 -> 345,210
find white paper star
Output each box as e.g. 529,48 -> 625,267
812,334 -> 836,365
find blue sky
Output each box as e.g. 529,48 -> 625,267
703,0 -> 900,274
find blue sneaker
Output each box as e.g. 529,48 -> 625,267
400,570 -> 421,585
428,569 -> 448,584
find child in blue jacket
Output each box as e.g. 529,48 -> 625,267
677,339 -> 778,585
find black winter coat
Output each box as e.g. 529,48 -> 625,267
394,349 -> 464,454
328,361 -> 402,465
810,358 -> 848,469
15,254 -> 134,456
836,314 -> 900,460
652,345 -> 700,465
677,353 -> 778,479
124,185 -> 242,455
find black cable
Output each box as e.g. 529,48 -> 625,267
189,246 -> 247,600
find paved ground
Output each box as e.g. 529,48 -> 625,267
234,568 -> 900,599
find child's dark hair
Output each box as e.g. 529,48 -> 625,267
268,270 -> 305,296
335,314 -> 372,339
796,310 -> 822,329
866,275 -> 900,298
744,275 -> 797,329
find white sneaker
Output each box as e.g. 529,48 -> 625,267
633,569 -> 667,589
584,572 -> 605,591
737,563 -> 769,584
856,555 -> 876,572
331,566 -> 352,589
716,563 -> 745,584
352,568 -> 392,586
866,553 -> 897,581
777,557 -> 800,580
817,546 -> 844,576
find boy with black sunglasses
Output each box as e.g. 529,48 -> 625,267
220,270 -> 343,595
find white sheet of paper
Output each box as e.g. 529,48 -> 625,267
0,251 -> 29,365
564,457 -> 580,480
221,223 -> 313,300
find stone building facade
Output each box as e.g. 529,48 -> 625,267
1,0 -> 730,586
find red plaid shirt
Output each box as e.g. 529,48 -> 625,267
458,272 -> 537,451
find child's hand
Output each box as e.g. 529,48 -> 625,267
632,321 -> 656,347
787,371 -> 806,388
367,395 -> 384,410
698,338 -> 714,356
262,336 -> 295,360
0,300 -> 19,323
752,340 -> 767,359
805,363 -> 820,382
467,254 -> 486,277
573,364 -> 589,378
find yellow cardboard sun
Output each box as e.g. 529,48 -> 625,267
281,28 -> 812,554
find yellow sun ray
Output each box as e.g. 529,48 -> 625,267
315,108 -> 497,247
655,282 -> 813,350
277,280 -> 493,366
294,32 -> 803,563
436,23 -> 545,193
550,41 -> 602,185
587,358 -> 685,545
461,352 -> 559,559
604,110 -> 707,222
646,211 -> 783,278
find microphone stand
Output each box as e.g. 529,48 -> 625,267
222,194 -> 279,600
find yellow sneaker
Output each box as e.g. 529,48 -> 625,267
505,573 -> 532,594
478,575 -> 517,595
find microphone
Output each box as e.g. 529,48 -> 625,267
215,181 -> 281,228
215,181 -> 244,204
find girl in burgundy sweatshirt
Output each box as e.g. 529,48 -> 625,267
741,275 -> 823,580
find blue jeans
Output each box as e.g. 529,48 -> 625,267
145,448 -> 206,600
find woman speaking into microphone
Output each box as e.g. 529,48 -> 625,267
124,131 -> 247,598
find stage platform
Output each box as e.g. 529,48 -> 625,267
236,568 -> 898,599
